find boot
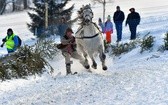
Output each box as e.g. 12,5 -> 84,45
66,63 -> 72,75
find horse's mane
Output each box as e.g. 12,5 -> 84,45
77,4 -> 93,26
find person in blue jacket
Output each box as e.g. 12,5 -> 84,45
1,28 -> 19,53
113,6 -> 125,42
126,8 -> 141,40
104,15 -> 113,44
58,17 -> 69,40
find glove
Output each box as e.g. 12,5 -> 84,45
69,37 -> 75,43
2,38 -> 6,42
0,44 -> 3,47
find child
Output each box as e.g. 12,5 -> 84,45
104,15 -> 113,44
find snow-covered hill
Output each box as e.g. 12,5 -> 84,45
1,0 -> 168,105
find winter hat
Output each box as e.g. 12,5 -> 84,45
7,28 -> 13,33
107,15 -> 111,20
66,27 -> 73,33
7,28 -> 13,35
61,16 -> 66,23
129,8 -> 135,11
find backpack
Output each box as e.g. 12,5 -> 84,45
17,36 -> 22,47
12,35 -> 22,47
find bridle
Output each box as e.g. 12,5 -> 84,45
75,22 -> 101,39
75,5 -> 101,39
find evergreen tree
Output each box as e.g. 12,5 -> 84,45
140,33 -> 155,53
164,32 -> 168,50
27,0 -> 74,37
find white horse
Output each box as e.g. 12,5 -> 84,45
75,4 -> 107,70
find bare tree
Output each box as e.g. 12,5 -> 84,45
0,0 -> 16,14
13,0 -> 30,11
91,0 -> 113,23
23,0 -> 28,9
0,0 -> 30,15
12,0 -> 15,11
0,0 -> 6,15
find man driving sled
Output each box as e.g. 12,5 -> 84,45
58,28 -> 89,75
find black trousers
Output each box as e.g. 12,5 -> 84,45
129,24 -> 137,40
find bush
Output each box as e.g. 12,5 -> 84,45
111,40 -> 139,56
0,45 -> 54,81
140,33 -> 155,53
34,38 -> 60,60
0,37 -> 60,81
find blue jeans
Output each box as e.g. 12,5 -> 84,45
129,24 -> 137,40
115,22 -> 123,41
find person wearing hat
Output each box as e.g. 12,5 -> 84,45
60,27 -> 89,75
126,8 -> 141,40
58,17 -> 69,40
1,28 -> 19,53
104,15 -> 113,44
113,6 -> 125,42
98,18 -> 105,33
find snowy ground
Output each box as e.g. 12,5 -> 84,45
1,0 -> 168,105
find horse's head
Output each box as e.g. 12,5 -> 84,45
78,4 -> 93,25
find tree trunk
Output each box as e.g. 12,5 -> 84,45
12,0 -> 15,12
24,0 -> 28,9
0,0 -> 6,15
45,2 -> 48,29
103,0 -> 106,23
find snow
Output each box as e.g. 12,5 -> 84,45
1,0 -> 168,105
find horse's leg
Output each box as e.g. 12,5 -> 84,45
77,44 -> 90,69
98,46 -> 108,70
83,52 -> 90,70
88,52 -> 97,69
91,56 -> 97,69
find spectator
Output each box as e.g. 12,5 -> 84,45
1,28 -> 19,53
126,8 -> 141,40
113,6 -> 125,42
98,18 -> 104,33
58,17 -> 69,40
104,15 -> 113,44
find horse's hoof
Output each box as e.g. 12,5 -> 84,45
92,65 -> 97,69
103,66 -> 107,70
85,65 -> 90,69
73,72 -> 78,75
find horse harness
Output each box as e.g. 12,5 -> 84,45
75,22 -> 101,39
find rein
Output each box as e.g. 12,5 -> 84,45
75,22 -> 101,39
75,33 -> 99,39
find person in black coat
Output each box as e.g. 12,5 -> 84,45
126,8 -> 141,40
113,6 -> 125,42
